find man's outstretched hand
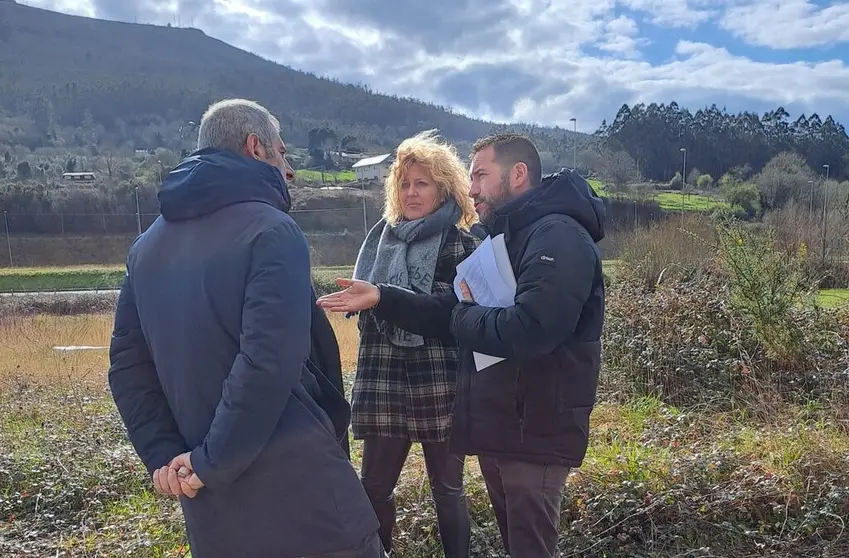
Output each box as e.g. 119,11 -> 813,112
316,278 -> 380,313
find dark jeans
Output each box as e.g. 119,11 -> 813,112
478,456 -> 570,558
360,437 -> 470,557
301,532 -> 384,558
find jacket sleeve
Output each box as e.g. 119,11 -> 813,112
109,272 -> 188,475
369,228 -> 478,344
372,284 -> 458,344
190,220 -> 313,490
449,219 -> 597,360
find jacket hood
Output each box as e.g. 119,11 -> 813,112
488,168 -> 606,242
157,147 -> 291,222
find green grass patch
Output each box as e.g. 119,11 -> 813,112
297,169 -> 356,183
655,190 -> 728,212
587,178 -> 605,194
0,265 -> 357,293
602,259 -> 620,280
0,263 -> 622,294
819,288 -> 849,308
0,265 -> 125,292
312,266 -> 354,296
588,178 -> 726,213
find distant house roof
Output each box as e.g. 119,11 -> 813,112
352,153 -> 393,168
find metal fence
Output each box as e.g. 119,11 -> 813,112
1,206 -> 376,237
0,206 -> 383,268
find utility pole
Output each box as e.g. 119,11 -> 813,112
3,211 -> 12,268
680,147 -> 687,227
135,186 -> 142,236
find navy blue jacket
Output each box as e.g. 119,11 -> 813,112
108,148 -> 377,557
373,169 -> 606,466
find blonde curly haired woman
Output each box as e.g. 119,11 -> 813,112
348,130 -> 480,557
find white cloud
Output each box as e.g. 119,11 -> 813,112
721,0 -> 849,49
598,15 -> 649,58
20,0 -> 849,133
618,0 -> 718,28
27,0 -> 94,17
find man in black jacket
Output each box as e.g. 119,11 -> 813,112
318,133 -> 606,558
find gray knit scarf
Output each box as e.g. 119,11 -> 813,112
353,198 -> 460,347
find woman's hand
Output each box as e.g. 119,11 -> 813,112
316,279 -> 380,313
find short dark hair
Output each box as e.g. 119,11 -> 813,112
471,133 -> 542,188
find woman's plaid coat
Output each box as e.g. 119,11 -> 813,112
350,226 -> 481,443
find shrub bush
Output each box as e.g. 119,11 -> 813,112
617,215 -> 717,289
722,181 -> 761,219
0,292 -> 118,317
606,218 -> 849,417
765,202 -> 849,289
668,172 -> 683,190
696,173 -> 714,189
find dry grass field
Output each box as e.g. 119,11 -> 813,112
0,312 -> 502,557
1,295 -> 848,556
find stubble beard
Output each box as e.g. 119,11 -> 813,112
479,171 -> 513,226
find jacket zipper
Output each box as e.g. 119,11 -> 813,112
515,365 -> 527,444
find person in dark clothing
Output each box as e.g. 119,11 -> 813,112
108,98 -> 379,558
318,133 -> 606,558
309,289 -> 352,459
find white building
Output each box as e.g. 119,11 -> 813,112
62,171 -> 96,183
352,153 -> 393,181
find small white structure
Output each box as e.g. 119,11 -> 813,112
352,153 -> 393,181
62,171 -> 96,183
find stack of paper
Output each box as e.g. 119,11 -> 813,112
452,234 -> 517,371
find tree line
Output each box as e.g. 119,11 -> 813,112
598,103 -> 849,182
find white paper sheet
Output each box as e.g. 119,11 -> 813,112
453,234 -> 517,371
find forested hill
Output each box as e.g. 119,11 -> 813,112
600,103 -> 849,181
0,1 -> 577,152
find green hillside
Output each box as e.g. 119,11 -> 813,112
0,1 -> 581,154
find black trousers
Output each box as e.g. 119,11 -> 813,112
360,437 -> 470,557
478,456 -> 571,558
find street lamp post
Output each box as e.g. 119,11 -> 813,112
808,180 -> 814,221
680,147 -> 687,226
135,185 -> 142,236
822,164 -> 830,263
569,117 -> 577,170
361,182 -> 368,237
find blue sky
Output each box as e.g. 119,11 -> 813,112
22,0 -> 849,132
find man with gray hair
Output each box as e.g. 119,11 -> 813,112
108,98 -> 381,557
